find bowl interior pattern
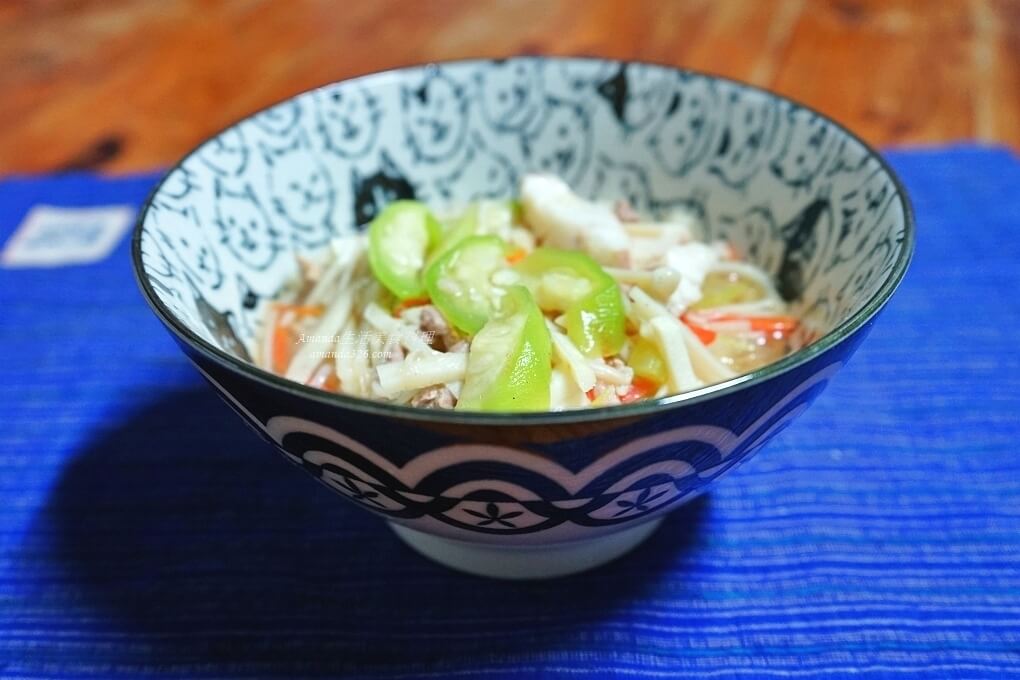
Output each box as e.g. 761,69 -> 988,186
137,57 -> 908,363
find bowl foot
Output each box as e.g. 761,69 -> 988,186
389,519 -> 664,579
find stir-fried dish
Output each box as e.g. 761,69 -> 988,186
256,174 -> 804,412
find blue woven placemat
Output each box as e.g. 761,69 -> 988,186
1,146 -> 1018,679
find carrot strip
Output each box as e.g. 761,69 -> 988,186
633,376 -> 659,394
392,296 -> 430,316
619,376 -> 659,403
681,314 -> 717,345
685,311 -> 798,335
273,302 -> 325,317
506,248 -> 528,264
271,323 -> 295,374
746,316 -> 799,333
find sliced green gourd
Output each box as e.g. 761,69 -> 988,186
427,200 -> 516,269
367,201 -> 441,301
514,247 -> 625,357
424,235 -> 508,335
628,336 -> 668,385
457,286 -> 552,412
690,270 -> 767,310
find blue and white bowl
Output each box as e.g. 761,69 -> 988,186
132,57 -> 914,579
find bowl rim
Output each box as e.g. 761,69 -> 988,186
131,55 -> 916,426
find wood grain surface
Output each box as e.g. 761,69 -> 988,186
0,0 -> 1017,174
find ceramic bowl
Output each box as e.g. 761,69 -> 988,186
132,57 -> 913,579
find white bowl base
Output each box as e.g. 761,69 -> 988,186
389,519 -> 664,579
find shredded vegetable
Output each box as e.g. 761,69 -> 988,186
253,173 -> 806,411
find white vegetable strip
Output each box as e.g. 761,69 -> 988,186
605,266 -> 680,301
363,302 -> 433,354
376,352 -> 468,396
307,362 -> 335,390
305,237 -> 363,307
629,286 -> 735,387
545,319 -> 597,393
677,322 -> 737,384
379,387 -> 416,405
549,368 -> 590,411
281,237 -> 366,383
697,298 -> 787,316
285,287 -> 354,383
698,320 -> 756,333
336,321 -> 371,397
628,287 -> 701,392
645,316 -> 702,393
368,329 -> 386,371
627,285 -> 668,323
589,359 -> 633,386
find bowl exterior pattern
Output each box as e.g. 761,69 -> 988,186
184,323 -> 869,545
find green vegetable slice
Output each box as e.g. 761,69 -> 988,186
690,270 -> 767,310
457,286 -> 552,412
628,336 -> 668,385
428,200 -> 515,266
564,283 -> 626,357
424,235 -> 508,335
367,201 -> 441,301
514,247 -> 625,357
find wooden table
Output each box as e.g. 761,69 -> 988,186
1,0 -> 1017,174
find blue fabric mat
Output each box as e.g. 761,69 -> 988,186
1,146 -> 1018,679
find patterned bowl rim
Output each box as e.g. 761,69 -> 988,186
131,56 -> 916,426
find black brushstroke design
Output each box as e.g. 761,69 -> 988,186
199,128 -> 248,177
259,131 -> 335,248
596,63 -> 628,123
647,75 -> 721,178
706,97 -> 782,192
715,128 -> 731,156
253,101 -> 302,136
665,91 -> 681,116
776,199 -> 829,301
478,59 -> 543,132
316,87 -> 382,159
521,97 -> 592,187
213,179 -> 282,271
151,202 -> 224,291
185,275 -> 252,362
769,108 -> 835,192
434,132 -> 517,201
241,287 -> 258,310
400,68 -> 469,163
233,272 -> 261,338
